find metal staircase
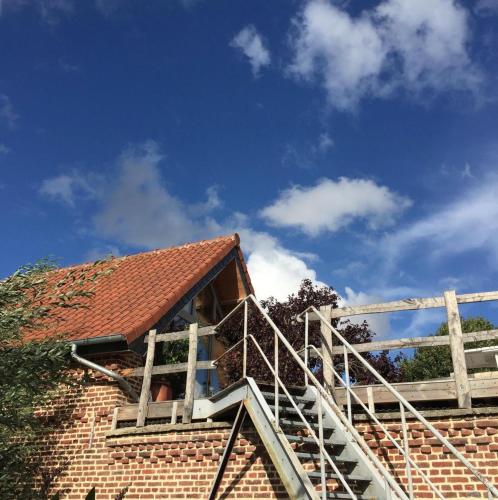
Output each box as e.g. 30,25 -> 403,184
201,295 -> 498,500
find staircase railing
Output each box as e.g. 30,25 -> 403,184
297,305 -> 498,500
213,294 -> 408,499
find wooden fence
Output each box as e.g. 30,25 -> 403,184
314,290 -> 498,409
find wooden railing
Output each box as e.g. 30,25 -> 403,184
311,289 -> 498,409
126,323 -> 218,427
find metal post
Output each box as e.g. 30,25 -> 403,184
400,402 -> 413,499
343,345 -> 352,423
243,301 -> 248,378
317,392 -> 327,500
275,330 -> 279,426
304,311 -> 309,386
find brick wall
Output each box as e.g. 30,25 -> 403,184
355,411 -> 498,499
34,355 -> 498,499
35,352 -> 287,499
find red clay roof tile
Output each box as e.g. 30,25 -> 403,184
24,234 -> 251,344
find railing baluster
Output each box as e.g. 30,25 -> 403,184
243,300 -> 248,378
343,345 -> 352,424
400,402 -> 413,499
304,311 -> 309,386
274,329 -> 279,426
317,392 -> 326,500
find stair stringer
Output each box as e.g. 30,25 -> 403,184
244,378 -> 320,500
307,386 -> 408,500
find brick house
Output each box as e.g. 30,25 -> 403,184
23,234 -> 498,499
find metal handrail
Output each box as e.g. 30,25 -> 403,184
299,344 -> 444,500
298,305 -> 498,499
212,334 -> 356,497
213,294 -> 407,499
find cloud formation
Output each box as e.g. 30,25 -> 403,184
0,94 -> 19,129
40,141 -> 323,300
39,172 -> 96,206
381,174 -> 498,270
0,0 -> 74,24
288,0 -> 481,110
261,177 -> 412,236
231,25 -> 271,77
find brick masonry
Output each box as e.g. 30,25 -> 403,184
34,355 -> 498,499
355,413 -> 498,499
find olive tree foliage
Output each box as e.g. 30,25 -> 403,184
399,316 -> 497,382
216,279 -> 401,388
0,259 -> 112,499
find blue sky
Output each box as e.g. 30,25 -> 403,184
1,0 -> 498,339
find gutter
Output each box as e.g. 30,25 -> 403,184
70,337 -> 140,402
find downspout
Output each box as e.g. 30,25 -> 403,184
70,340 -> 140,402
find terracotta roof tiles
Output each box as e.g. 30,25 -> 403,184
24,234 -> 251,344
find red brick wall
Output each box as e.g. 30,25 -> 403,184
355,412 -> 498,499
34,356 -> 498,499
35,352 -> 287,499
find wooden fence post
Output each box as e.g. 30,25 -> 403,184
136,329 -> 157,427
320,305 -> 335,396
444,290 -> 472,409
183,322 -> 198,424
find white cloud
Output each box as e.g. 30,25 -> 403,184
289,1 -> 387,111
0,95 -> 19,129
0,143 -> 9,154
381,175 -> 498,270
234,224 -> 325,301
288,0 -> 481,110
93,141 -> 220,248
231,25 -> 271,77
261,177 -> 412,236
39,172 -> 96,206
316,132 -> 334,153
0,0 -> 74,24
41,141 -> 325,301
474,0 -> 498,17
341,287 -> 391,338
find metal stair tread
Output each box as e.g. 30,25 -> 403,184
285,434 -> 345,447
268,405 -> 319,417
280,417 -> 334,429
261,392 -> 315,404
295,451 -> 358,465
307,471 -> 371,482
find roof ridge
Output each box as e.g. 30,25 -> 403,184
50,233 -> 239,273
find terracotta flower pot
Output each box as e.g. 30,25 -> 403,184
151,381 -> 173,402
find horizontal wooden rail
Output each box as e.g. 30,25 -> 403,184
304,290 -> 498,320
306,329 -> 498,356
125,360 -> 215,377
144,325 -> 216,343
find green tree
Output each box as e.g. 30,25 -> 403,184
399,316 -> 497,382
0,259 -> 112,499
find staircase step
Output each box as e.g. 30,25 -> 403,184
280,418 -> 334,430
285,434 -> 345,447
269,405 -> 319,418
308,471 -> 371,483
295,451 -> 358,466
323,493 -> 374,499
261,391 -> 315,405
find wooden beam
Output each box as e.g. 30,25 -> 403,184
145,326 -> 215,343
320,305 -> 335,396
321,290 -> 498,320
183,323 -> 198,424
126,360 -> 215,377
445,290 -> 471,409
136,329 -> 156,427
321,329 -> 498,355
